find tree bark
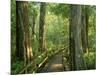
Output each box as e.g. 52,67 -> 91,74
85,6 -> 89,53
69,5 -> 75,70
32,13 -> 35,37
81,6 -> 88,53
16,1 -> 24,60
39,2 -> 46,52
22,1 -> 33,64
69,5 -> 86,70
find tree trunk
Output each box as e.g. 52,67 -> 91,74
39,2 -> 46,52
69,5 -> 86,70
81,6 -> 88,53
16,1 -> 24,60
32,14 -> 35,37
22,1 -> 33,64
32,9 -> 37,71
69,5 -> 75,70
85,6 -> 89,53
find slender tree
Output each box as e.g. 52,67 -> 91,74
85,6 -> 89,53
39,2 -> 46,52
81,6 -> 88,53
32,13 -> 35,37
69,7 -> 75,70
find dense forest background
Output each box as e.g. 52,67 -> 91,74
11,0 -> 96,74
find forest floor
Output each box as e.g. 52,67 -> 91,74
37,51 -> 65,73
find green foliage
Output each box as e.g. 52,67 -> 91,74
11,61 -> 23,74
84,52 -> 96,69
88,11 -> 96,51
85,5 -> 96,17
29,2 -> 39,18
45,10 -> 69,50
49,3 -> 70,18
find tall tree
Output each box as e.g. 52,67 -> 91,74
16,1 -> 33,65
69,5 -> 75,70
39,2 -> 46,52
85,6 -> 89,53
16,1 -> 24,60
22,1 -> 33,64
69,5 -> 86,70
81,6 -> 88,53
32,6 -> 37,71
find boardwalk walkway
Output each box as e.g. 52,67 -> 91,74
38,51 -> 64,73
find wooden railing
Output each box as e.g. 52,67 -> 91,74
18,46 -> 68,74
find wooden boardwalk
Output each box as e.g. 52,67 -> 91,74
37,51 -> 64,73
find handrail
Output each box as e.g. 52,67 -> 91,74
18,46 -> 68,74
